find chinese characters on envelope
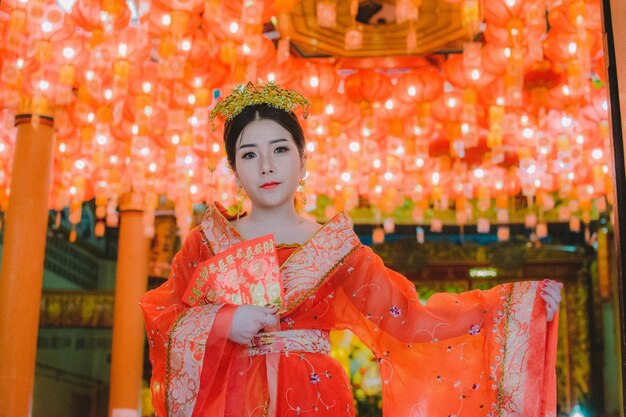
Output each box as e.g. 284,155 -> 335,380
183,234 -> 283,308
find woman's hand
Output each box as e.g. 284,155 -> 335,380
228,305 -> 279,344
541,280 -> 563,322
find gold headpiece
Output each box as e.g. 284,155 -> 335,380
209,81 -> 310,130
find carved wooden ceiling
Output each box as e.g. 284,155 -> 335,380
284,0 -> 469,58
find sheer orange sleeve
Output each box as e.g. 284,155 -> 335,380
328,245 -> 558,417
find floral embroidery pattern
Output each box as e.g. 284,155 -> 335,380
279,212 -> 361,314
389,306 -> 402,318
309,373 -> 320,384
468,324 -> 481,335
167,304 -> 221,417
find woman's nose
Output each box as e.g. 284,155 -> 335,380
260,156 -> 275,175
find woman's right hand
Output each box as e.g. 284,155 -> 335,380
228,305 -> 279,344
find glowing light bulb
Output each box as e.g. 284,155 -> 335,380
562,85 -> 570,96
522,128 -> 534,139
63,47 -> 75,59
162,14 -> 171,26
309,76 -> 319,88
229,21 -> 239,34
41,21 -> 54,33
591,148 -> 603,160
474,168 -> 484,178
118,43 -> 128,57
349,141 -> 361,152
142,82 -> 152,94
561,116 -> 572,128
341,172 -> 351,182
407,86 -> 416,97
325,104 -> 335,115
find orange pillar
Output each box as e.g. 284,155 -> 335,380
108,191 -> 150,417
0,115 -> 55,416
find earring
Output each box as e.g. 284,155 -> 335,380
299,178 -> 307,206
235,185 -> 244,220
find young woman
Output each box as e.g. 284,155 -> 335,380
141,82 -> 562,417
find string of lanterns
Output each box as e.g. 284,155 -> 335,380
0,0 -> 610,241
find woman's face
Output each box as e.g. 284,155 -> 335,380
234,118 -> 304,210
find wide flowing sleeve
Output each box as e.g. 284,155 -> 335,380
330,245 -> 558,417
140,226 -> 240,417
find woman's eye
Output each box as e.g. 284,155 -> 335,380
274,146 -> 289,154
241,151 -> 256,159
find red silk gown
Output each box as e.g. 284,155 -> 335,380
140,203 -> 558,417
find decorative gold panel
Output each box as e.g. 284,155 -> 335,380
287,0 -> 470,58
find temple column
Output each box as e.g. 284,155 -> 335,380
0,115 -> 55,416
108,191 -> 150,417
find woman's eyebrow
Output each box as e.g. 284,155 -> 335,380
238,138 -> 288,150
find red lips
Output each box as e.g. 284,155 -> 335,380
260,181 -> 280,190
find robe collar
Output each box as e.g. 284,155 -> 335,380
200,202 -> 361,314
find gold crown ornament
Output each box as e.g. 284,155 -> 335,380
209,81 -> 311,130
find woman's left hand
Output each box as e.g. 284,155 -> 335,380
541,279 -> 563,322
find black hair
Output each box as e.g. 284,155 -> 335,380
223,104 -> 306,169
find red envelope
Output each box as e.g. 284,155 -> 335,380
183,234 -> 283,308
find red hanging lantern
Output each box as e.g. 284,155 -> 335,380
344,70 -> 392,104
394,65 -> 443,104
483,0 -> 524,25
443,54 -> 495,89
298,61 -> 339,112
